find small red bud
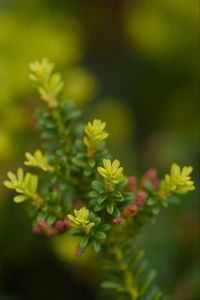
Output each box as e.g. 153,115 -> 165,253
32,225 -> 42,234
144,169 -> 157,179
38,220 -> 48,229
135,191 -> 147,206
122,203 -> 139,217
38,220 -> 57,236
141,169 -> 159,189
113,217 -> 123,225
151,178 -> 159,188
55,220 -> 67,233
75,246 -> 82,257
128,176 -> 137,191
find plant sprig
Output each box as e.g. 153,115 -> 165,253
4,58 -> 195,300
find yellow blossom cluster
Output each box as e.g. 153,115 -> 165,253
25,149 -> 54,172
97,159 -> 124,188
67,207 -> 95,234
158,163 -> 195,199
83,119 -> 108,156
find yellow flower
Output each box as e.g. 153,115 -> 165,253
25,149 -> 54,172
29,58 -> 63,108
29,58 -> 54,82
97,159 -> 124,187
4,168 -> 43,207
83,119 -> 108,155
158,163 -> 195,199
67,207 -> 95,234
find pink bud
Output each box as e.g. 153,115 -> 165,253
75,246 -> 82,257
55,220 -> 66,232
122,203 -> 139,217
128,176 -> 137,191
129,204 -> 139,214
141,168 -> 159,189
32,225 -> 42,234
113,217 -> 123,225
38,220 -> 48,230
55,219 -> 70,233
135,191 -> 147,206
38,220 -> 57,236
144,169 -> 157,179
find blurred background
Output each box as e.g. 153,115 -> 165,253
0,0 -> 199,299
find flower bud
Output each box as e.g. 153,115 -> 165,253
75,245 -> 82,257
113,217 -> 123,225
144,169 -> 157,179
38,220 -> 57,236
128,176 -> 138,191
141,168 -> 159,189
135,191 -> 148,206
122,203 -> 139,217
32,225 -> 42,234
55,220 -> 69,233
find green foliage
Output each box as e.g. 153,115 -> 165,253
89,178 -> 133,216
101,248 -> 163,300
4,58 -> 196,300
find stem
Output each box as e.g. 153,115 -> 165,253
114,245 -> 139,300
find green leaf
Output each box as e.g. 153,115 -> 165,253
80,236 -> 90,249
94,203 -> 105,212
88,191 -> 99,198
89,213 -> 101,225
116,195 -> 124,202
106,203 -> 114,214
97,194 -> 107,204
113,207 -> 120,217
92,180 -> 104,192
41,130 -> 56,139
45,119 -> 55,129
95,231 -> 106,240
168,195 -> 180,205
123,192 -> 134,202
145,287 -> 163,300
101,281 -> 125,291
88,159 -> 95,168
147,197 -> 156,206
36,211 -> 47,222
162,200 -> 168,207
84,169 -> 92,176
129,249 -> 145,269
144,180 -> 155,192
65,110 -> 81,121
100,224 -> 111,231
152,207 -> 160,215
93,240 -> 101,253
111,191 -> 122,198
14,195 -> 28,203
115,177 -> 128,189
151,290 -> 163,300
69,228 -> 83,236
47,215 -> 56,225
140,270 -> 157,295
